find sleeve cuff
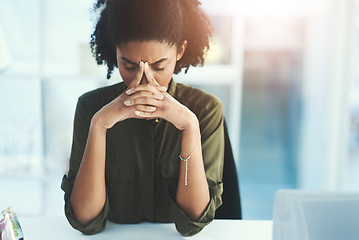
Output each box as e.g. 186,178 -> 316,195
170,183 -> 223,237
61,175 -> 109,235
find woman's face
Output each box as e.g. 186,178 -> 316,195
116,40 -> 186,88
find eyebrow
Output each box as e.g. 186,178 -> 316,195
120,57 -> 168,66
121,57 -> 137,65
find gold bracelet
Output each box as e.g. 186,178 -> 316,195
179,135 -> 201,186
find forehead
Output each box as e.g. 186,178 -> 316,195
116,40 -> 177,63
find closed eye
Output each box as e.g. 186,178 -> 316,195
152,66 -> 165,72
125,66 -> 139,71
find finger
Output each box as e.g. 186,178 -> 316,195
126,84 -> 164,98
134,104 -> 157,112
128,61 -> 144,89
134,110 -> 158,119
156,85 -> 168,93
124,91 -> 164,104
127,83 -> 167,95
144,62 -> 160,86
124,96 -> 163,107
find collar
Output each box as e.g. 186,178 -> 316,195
167,78 -> 177,97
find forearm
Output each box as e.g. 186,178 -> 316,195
70,118 -> 107,225
176,114 -> 210,221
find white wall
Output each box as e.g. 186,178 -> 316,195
299,0 -> 355,190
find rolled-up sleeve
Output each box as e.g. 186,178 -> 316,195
170,183 -> 223,236
61,175 -> 109,235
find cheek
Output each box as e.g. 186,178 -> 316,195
153,69 -> 174,86
153,61 -> 176,85
118,68 -> 135,87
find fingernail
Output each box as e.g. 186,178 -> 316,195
161,86 -> 167,91
135,111 -> 141,116
124,100 -> 131,106
139,61 -> 143,67
157,94 -> 164,99
126,89 -> 132,95
149,106 -> 156,111
145,62 -> 149,69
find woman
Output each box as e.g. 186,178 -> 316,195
61,0 -> 224,236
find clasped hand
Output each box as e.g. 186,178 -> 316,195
92,61 -> 196,131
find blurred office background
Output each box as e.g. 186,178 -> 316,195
0,0 -> 358,219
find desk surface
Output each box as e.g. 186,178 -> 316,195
18,217 -> 272,240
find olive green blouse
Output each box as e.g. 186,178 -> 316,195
61,79 -> 224,236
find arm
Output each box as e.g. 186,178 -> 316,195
132,92 -> 211,221
118,64 -> 224,235
131,87 -> 224,235
175,111 -> 210,221
170,100 -> 225,236
69,61 -> 165,225
69,117 -> 107,225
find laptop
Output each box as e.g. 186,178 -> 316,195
272,190 -> 359,240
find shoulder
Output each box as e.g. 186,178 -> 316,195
79,82 -> 125,103
174,82 -> 223,118
77,82 -> 125,112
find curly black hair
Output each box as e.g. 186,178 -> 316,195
90,0 -> 213,79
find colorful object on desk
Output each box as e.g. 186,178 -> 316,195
0,207 -> 24,240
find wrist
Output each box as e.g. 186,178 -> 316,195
181,110 -> 199,132
90,113 -> 108,133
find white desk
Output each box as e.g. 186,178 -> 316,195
18,217 -> 272,240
